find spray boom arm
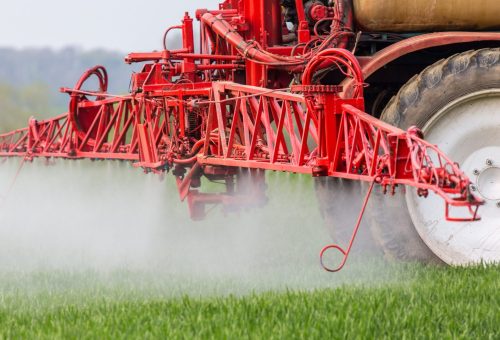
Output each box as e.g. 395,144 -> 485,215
0,3 -> 483,271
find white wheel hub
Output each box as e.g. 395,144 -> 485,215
476,164 -> 500,201
406,90 -> 500,265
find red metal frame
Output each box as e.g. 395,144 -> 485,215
0,48 -> 481,223
0,0 -> 489,271
358,32 -> 500,79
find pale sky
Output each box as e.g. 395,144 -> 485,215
0,0 -> 215,52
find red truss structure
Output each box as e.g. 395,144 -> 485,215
0,0 -> 490,271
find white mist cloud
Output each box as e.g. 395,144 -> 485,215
0,158 -> 397,296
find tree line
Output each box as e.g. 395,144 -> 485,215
0,47 -> 141,132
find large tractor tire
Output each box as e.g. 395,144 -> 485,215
370,48 -> 500,264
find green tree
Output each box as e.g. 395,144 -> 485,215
0,83 -> 52,133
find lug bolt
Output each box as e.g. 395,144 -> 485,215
497,202 -> 500,208
486,159 -> 493,166
470,185 -> 477,192
473,169 -> 480,176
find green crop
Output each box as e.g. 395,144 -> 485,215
0,264 -> 498,339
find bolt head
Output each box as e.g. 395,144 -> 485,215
470,185 -> 477,192
486,159 -> 493,166
473,169 -> 480,176
496,202 -> 500,208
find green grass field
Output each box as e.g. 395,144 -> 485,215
0,264 -> 498,339
1,161 -> 499,339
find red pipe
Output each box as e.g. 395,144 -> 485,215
173,53 -> 241,61
302,49 -> 364,97
173,140 -> 205,165
163,25 -> 183,51
197,64 -> 239,71
173,155 -> 198,165
195,9 -> 238,20
201,12 -> 278,63
201,12 -> 306,69
331,0 -> 354,49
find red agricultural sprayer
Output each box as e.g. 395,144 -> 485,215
1,0 -> 499,271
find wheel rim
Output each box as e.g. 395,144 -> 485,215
406,89 -> 500,265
